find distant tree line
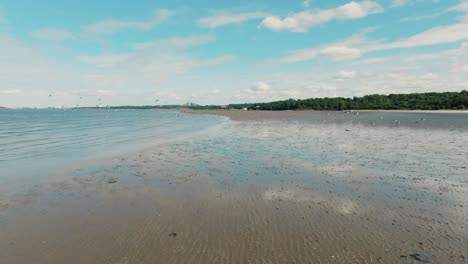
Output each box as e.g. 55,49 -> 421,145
108,91 -> 468,111
243,91 -> 468,111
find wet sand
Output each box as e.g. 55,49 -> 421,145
1,110 -> 467,263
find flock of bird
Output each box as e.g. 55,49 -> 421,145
47,94 -> 428,128
47,93 -> 161,110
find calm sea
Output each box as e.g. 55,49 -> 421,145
0,109 -> 224,182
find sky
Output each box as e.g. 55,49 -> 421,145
0,0 -> 467,107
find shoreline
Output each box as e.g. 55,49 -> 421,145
179,108 -> 468,122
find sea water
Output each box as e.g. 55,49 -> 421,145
0,109 -> 224,182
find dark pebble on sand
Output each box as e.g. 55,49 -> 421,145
408,253 -> 431,262
169,233 -> 177,238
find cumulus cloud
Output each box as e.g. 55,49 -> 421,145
209,89 -> 221,95
77,54 -> 132,68
451,64 -> 468,73
392,0 -> 441,8
0,31 -> 236,107
82,9 -> 174,35
0,33 -> 87,107
259,1 -> 384,32
31,9 -> 175,41
383,2 -> 468,47
236,81 -> 274,101
338,70 -> 357,78
246,40 -> 468,103
302,0 -> 312,8
279,3 -> 468,64
320,46 -> 362,60
78,35 -> 231,69
78,52 -> 235,83
378,17 -> 468,50
450,1 -> 468,12
302,46 -> 466,96
76,34 -> 236,100
251,81 -> 272,92
281,45 -> 362,63
131,35 -> 215,50
391,0 -> 410,8
198,11 -> 268,28
0,89 -> 21,95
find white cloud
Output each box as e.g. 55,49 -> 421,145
236,41 -> 468,104
452,63 -> 468,73
280,45 -> 468,98
198,11 -> 268,28
238,81 -> 274,100
320,46 -> 362,60
338,70 -> 357,78
281,45 -> 362,62
0,31 -> 237,107
448,1 -> 468,12
30,9 -> 175,43
30,28 -> 73,41
75,34 -> 236,103
392,0 -> 441,8
82,9 -> 174,35
77,54 -> 132,68
377,17 -> 468,50
251,81 -> 272,92
259,1 -> 384,32
209,89 -> 221,95
0,89 -> 21,95
78,53 -> 235,83
391,0 -> 410,8
399,11 -> 446,22
302,0 -> 311,8
0,33 -> 87,107
279,5 -> 468,64
131,35 -> 215,50
274,29 -> 381,63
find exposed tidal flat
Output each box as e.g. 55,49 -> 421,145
0,110 -> 467,264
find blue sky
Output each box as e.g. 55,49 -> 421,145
0,0 -> 467,107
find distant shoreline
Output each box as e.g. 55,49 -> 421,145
179,108 -> 468,121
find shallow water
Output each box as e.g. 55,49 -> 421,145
0,109 -> 224,181
0,111 -> 467,264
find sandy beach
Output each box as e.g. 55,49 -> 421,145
181,108 -> 468,121
1,110 -> 467,264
